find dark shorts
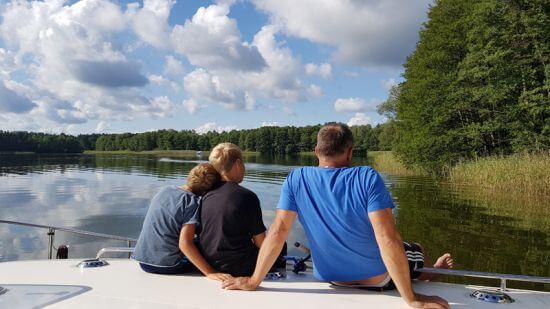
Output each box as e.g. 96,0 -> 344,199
371,242 -> 425,291
404,242 -> 425,279
217,242 -> 288,277
217,250 -> 259,277
139,258 -> 197,275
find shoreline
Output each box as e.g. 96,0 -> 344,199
83,150 -> 262,156
369,151 -> 550,202
5,150 -> 548,201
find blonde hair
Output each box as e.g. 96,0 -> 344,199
186,163 -> 221,196
209,143 -> 243,175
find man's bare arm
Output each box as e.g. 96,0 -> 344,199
369,208 -> 449,309
222,209 -> 297,290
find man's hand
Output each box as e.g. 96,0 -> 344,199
407,293 -> 450,309
206,272 -> 233,282
221,276 -> 259,291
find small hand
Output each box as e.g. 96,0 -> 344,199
221,276 -> 258,291
408,293 -> 450,309
206,272 -> 233,282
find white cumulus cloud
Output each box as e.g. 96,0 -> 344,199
183,99 -> 206,114
0,0 -> 170,130
148,74 -> 180,92
334,98 -> 365,112
137,96 -> 174,118
195,122 -> 238,134
163,55 -> 185,76
253,0 -> 431,67
308,84 -> 324,97
95,121 -> 110,133
180,19 -> 318,111
170,4 -> 266,71
184,68 -> 238,104
305,63 -> 332,78
347,112 -> 371,126
127,0 -> 175,48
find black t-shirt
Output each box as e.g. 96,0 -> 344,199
198,181 -> 267,276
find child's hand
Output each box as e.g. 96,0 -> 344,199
207,272 -> 233,281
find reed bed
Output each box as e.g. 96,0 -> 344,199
368,151 -> 425,176
448,152 -> 550,199
369,151 -> 549,204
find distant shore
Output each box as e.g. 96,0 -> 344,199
8,150 -> 549,200
83,150 -> 261,156
0,151 -> 36,155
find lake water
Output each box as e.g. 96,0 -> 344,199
0,153 -> 548,291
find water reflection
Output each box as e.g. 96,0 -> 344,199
389,174 -> 550,290
0,153 -> 548,291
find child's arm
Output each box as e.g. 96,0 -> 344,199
179,224 -> 233,281
252,232 -> 266,248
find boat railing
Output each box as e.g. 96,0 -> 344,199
417,268 -> 550,303
0,219 -> 136,259
418,268 -> 550,290
95,247 -> 135,259
2,219 -> 550,303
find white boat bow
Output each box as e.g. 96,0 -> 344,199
1,258 -> 550,308
1,220 -> 549,308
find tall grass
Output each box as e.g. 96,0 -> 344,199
368,151 -> 425,176
448,152 -> 550,199
369,151 -> 549,202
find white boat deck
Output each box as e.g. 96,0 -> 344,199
1,259 -> 550,308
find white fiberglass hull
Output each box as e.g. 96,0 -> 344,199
1,259 -> 549,308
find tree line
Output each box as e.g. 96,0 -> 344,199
0,131 -> 92,153
0,123 -> 393,156
385,0 -> 549,174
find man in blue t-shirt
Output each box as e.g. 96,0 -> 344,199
222,123 -> 453,309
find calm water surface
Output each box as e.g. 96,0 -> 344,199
0,153 -> 548,291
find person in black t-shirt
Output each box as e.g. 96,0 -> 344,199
199,143 -> 267,276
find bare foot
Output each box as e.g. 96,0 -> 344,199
434,253 -> 454,270
420,253 -> 454,281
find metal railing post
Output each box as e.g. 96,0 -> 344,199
47,228 -> 55,259
127,240 -> 132,258
500,278 -> 507,292
0,219 -> 138,259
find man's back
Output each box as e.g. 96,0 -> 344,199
199,182 -> 266,276
278,166 -> 395,281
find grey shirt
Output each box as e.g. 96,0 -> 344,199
132,186 -> 200,267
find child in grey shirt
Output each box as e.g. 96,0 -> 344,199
133,163 -> 231,281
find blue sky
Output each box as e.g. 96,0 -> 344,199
0,0 -> 431,134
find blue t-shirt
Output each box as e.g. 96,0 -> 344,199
277,166 -> 395,281
132,186 -> 200,267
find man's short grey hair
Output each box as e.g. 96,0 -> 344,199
316,123 -> 354,158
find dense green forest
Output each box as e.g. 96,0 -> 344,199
0,124 -> 391,156
390,0 -> 549,173
0,131 -> 95,153
93,125 -> 389,155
